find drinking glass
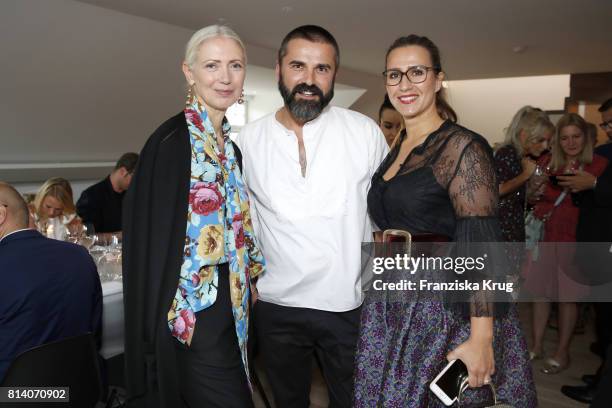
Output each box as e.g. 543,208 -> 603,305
79,224 -> 96,250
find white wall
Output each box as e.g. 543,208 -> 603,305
446,75 -> 570,145
1,0 -> 189,166
0,0 -> 381,186
0,0 -> 572,190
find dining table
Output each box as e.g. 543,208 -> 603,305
99,259 -> 124,360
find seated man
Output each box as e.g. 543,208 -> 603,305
0,182 -> 102,382
76,152 -> 139,233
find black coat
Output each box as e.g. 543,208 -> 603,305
574,162 -> 612,285
122,112 -> 244,407
576,162 -> 612,242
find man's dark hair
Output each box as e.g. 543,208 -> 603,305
114,152 -> 139,173
278,25 -> 340,69
599,98 -> 612,113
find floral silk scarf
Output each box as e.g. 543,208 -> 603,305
168,96 -> 265,386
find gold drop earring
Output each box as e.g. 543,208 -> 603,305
238,90 -> 245,104
186,83 -> 195,106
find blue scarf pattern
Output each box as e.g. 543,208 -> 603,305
168,96 -> 265,386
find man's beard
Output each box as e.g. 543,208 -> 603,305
278,74 -> 334,123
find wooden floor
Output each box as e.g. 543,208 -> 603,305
253,304 -> 600,407
521,303 -> 598,408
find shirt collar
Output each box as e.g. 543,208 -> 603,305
274,105 -> 331,135
0,228 -> 37,244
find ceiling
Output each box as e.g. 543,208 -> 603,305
77,0 -> 612,80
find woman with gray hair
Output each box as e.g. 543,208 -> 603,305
123,25 -> 265,407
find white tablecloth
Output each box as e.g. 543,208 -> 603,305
101,280 -> 124,359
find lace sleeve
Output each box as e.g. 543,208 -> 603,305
447,137 -> 509,317
448,139 -> 497,217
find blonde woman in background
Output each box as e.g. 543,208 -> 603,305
494,106 -> 554,242
33,177 -> 80,238
526,113 -> 607,373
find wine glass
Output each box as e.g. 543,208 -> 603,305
79,224 -> 96,250
65,222 -> 82,244
534,165 -> 543,176
106,233 -> 122,280
89,233 -> 106,265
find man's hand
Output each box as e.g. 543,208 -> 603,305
558,170 -> 596,193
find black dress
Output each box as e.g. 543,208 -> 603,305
354,121 -> 537,407
493,145 -> 525,242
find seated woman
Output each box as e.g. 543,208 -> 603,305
378,94 -> 404,147
33,177 -> 80,239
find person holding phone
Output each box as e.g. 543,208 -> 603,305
525,113 -> 607,374
353,34 -> 536,407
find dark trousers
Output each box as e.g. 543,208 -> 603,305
595,303 -> 612,354
590,303 -> 612,383
592,344 -> 612,407
174,263 -> 253,408
254,300 -> 361,408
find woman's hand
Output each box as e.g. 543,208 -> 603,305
447,336 -> 495,388
447,317 -> 495,388
521,157 -> 537,177
250,279 -> 259,306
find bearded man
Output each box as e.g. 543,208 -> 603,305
236,25 -> 388,408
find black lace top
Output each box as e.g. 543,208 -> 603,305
368,120 -> 508,317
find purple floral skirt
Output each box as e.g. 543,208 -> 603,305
353,298 -> 537,407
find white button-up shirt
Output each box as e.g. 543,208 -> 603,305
236,106 -> 388,311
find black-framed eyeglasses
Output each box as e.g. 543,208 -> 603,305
382,65 -> 434,86
600,120 -> 612,130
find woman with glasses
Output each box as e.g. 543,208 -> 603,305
353,35 -> 536,407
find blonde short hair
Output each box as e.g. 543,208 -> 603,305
550,113 -> 594,171
499,106 -> 554,155
34,177 -> 75,220
184,25 -> 246,68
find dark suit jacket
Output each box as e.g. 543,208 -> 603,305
0,229 -> 102,382
122,112 -> 243,408
574,160 -> 612,284
576,160 -> 612,242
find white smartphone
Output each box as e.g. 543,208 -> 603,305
429,359 -> 468,406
